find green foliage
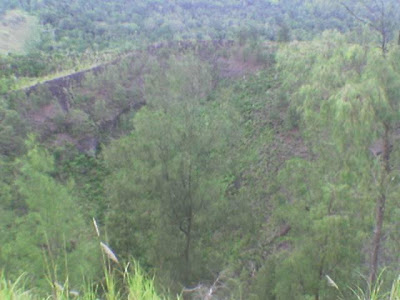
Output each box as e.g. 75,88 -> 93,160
265,31 -> 400,299
104,55 -> 243,288
2,0 -> 396,86
277,23 -> 291,43
1,138 -> 99,290
272,158 -> 363,299
0,99 -> 26,158
2,5 -> 400,296
58,153 -> 108,222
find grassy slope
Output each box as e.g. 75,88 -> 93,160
14,49 -> 124,90
0,10 -> 39,54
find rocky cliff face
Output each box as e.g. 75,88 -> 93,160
13,41 -> 273,153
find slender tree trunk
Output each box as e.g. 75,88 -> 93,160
184,207 -> 192,281
315,264 -> 322,300
397,30 -> 400,46
183,162 -> 193,282
369,192 -> 385,285
369,124 -> 390,286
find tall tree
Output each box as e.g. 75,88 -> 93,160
340,0 -> 400,54
274,31 -> 400,297
104,55 -> 242,286
1,138 -> 98,289
339,1 -> 400,283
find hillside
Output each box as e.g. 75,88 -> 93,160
0,1 -> 400,300
0,39 -> 305,297
8,41 -> 273,153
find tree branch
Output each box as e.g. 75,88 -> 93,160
340,1 -> 380,32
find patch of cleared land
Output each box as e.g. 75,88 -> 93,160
0,10 -> 39,54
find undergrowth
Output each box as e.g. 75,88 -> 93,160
0,218 -> 179,300
0,265 -> 174,300
326,273 -> 400,300
1,270 -> 398,299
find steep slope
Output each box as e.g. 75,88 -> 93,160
8,41 -> 275,153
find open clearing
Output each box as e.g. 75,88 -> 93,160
0,9 -> 39,54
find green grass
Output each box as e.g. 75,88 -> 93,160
13,48 -> 127,91
350,276 -> 400,300
0,263 -> 177,300
327,273 -> 400,300
14,56 -> 113,90
2,269 -> 398,299
0,273 -> 35,300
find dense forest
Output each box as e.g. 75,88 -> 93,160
0,0 -> 399,299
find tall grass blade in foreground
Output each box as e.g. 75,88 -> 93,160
100,242 -> 119,264
389,276 -> 400,300
0,273 -> 33,300
125,262 -> 165,300
93,218 -> 100,237
327,271 -> 400,300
